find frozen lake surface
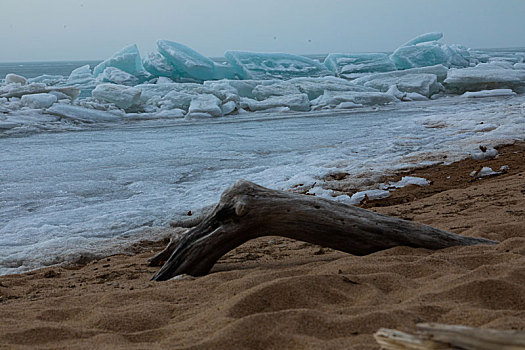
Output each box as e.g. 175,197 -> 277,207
1,95 -> 524,275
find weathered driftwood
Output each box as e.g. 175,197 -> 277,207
147,227 -> 186,267
375,323 -> 525,350
152,180 -> 497,281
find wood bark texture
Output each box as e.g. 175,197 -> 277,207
152,180 -> 497,281
374,323 -> 525,350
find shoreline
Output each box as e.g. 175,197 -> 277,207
0,141 -> 524,349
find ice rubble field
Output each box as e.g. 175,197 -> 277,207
1,32 -> 525,134
1,33 -> 525,274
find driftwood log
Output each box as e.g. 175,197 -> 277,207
152,180 -> 497,281
374,323 -> 525,350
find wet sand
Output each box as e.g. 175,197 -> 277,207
0,142 -> 524,349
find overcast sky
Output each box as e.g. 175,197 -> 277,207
0,0 -> 524,62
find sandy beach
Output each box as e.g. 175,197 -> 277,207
0,142 -> 523,349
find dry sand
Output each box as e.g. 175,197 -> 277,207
0,142 -> 524,349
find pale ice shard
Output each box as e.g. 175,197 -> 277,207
67,65 -> 96,86
0,83 -> 80,100
157,90 -> 194,111
27,75 -> 66,86
5,73 -> 27,85
20,93 -> 57,109
312,90 -> 397,109
252,81 -> 301,100
401,32 -> 443,46
240,94 -> 310,112
324,53 -> 396,77
350,65 -> 447,97
156,77 -> 174,84
45,104 -> 122,123
143,52 -> 180,80
187,94 -> 223,118
289,76 -> 377,100
92,83 -> 142,110
93,44 -> 149,81
360,73 -> 442,97
444,64 -> 525,93
402,92 -> 429,101
385,176 -> 430,189
349,190 -> 391,204
351,65 -> 449,84
462,89 -> 517,98
224,51 -> 332,80
221,100 -> 237,115
335,101 -> 363,109
97,67 -> 140,86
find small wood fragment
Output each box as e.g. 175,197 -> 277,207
375,323 -> 525,350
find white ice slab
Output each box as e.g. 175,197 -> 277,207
462,89 -> 517,98
46,104 -> 122,123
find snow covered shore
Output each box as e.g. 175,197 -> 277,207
1,33 -> 524,275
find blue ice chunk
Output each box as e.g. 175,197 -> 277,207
143,52 -> 181,80
443,44 -> 472,67
93,44 -> 149,81
390,33 -> 470,70
211,62 -> 240,80
402,32 -> 443,47
324,53 -> 396,76
155,40 -> 240,81
157,40 -> 217,81
390,42 -> 449,70
224,51 -> 332,80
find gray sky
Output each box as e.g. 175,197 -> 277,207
0,0 -> 524,62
